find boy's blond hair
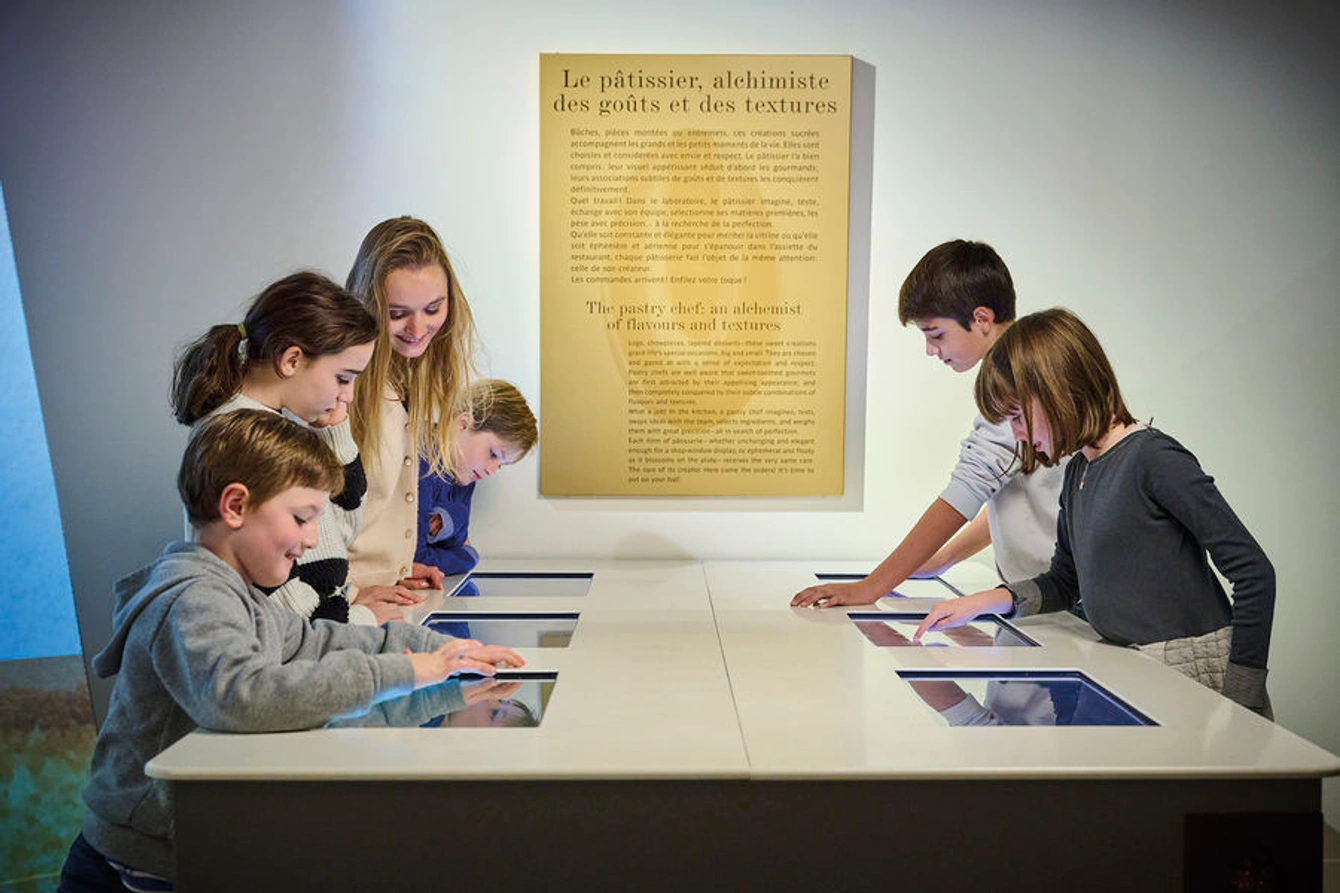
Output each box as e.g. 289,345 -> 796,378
975,308 -> 1136,473
461,378 -> 538,459
178,410 -> 345,527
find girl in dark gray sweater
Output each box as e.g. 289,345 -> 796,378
914,308 -> 1274,718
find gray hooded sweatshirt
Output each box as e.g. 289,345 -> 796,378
81,541 -> 446,878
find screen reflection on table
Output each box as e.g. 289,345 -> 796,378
326,675 -> 556,730
899,671 -> 1154,727
418,677 -> 542,728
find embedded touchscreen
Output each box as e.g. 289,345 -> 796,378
327,672 -> 558,729
848,613 -> 1037,648
422,612 -> 578,647
453,572 -> 594,598
814,573 -> 962,598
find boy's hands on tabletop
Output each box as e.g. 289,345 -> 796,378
790,578 -> 885,608
406,639 -> 525,689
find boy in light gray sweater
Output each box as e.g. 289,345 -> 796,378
793,240 -> 1066,608
60,410 -> 523,891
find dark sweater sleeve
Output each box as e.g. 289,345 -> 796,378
1141,438 -> 1275,669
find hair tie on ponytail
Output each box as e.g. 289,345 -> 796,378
236,322 -> 249,364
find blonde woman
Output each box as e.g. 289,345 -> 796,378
345,216 -> 479,592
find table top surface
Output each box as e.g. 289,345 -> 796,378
147,559 -> 1340,782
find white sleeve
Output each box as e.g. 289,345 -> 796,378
938,414 -> 1020,520
348,603 -> 380,626
263,577 -> 321,620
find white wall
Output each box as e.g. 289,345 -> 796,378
2,0 -> 1336,819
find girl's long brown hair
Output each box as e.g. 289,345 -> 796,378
170,272 -> 377,425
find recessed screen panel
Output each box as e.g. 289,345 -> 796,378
848,613 -> 1036,648
456,572 -> 593,598
897,670 -> 1154,727
422,612 -> 578,647
814,573 -> 962,598
327,672 -> 558,729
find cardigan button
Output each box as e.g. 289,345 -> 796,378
405,492 -> 415,503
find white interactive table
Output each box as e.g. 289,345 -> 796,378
148,560 -> 1339,891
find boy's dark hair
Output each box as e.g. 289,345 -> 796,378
897,240 -> 1016,330
178,409 -> 345,527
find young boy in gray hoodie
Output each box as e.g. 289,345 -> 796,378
59,410 -> 523,892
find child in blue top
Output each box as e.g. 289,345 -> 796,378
914,308 -> 1275,717
415,378 -> 538,578
59,410 -> 523,891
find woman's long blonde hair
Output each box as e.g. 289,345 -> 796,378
346,217 -> 477,479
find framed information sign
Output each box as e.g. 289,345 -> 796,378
540,54 -> 852,495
